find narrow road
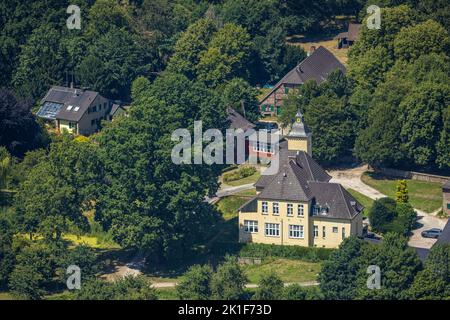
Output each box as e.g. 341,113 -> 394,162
206,183 -> 255,204
328,165 -> 448,249
152,281 -> 319,289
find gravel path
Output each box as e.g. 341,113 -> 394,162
328,165 -> 447,249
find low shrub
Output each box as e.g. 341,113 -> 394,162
223,166 -> 257,183
239,243 -> 333,262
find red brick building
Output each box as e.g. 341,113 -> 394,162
259,46 -> 346,116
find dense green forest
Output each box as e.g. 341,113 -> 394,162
0,0 -> 449,300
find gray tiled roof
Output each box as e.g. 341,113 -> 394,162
443,180 -> 450,189
435,220 -> 450,245
238,197 -> 258,213
260,46 -> 346,103
308,181 -> 363,219
39,86 -> 99,122
253,138 -> 361,219
227,107 -> 256,131
257,160 -> 313,202
255,140 -> 331,189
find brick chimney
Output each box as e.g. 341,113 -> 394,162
308,46 -> 316,56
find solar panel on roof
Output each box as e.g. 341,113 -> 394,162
36,102 -> 63,120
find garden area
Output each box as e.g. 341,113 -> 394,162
361,172 -> 443,213
220,166 -> 261,187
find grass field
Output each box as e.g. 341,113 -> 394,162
347,188 -> 374,216
0,292 -> 14,300
233,188 -> 257,197
221,167 -> 261,187
361,172 -> 443,213
242,258 -> 320,284
216,196 -> 250,220
287,35 -> 348,65
63,234 -> 121,249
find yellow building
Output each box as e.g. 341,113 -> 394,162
238,112 -> 363,248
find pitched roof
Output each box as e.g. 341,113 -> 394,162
334,23 -> 361,41
255,141 -> 331,190
347,23 -> 361,41
435,220 -> 450,245
38,86 -> 100,122
257,160 -> 313,202
443,180 -> 450,190
227,107 -> 256,131
260,46 -> 346,104
308,181 -> 363,219
238,197 -> 258,213
295,152 -> 332,182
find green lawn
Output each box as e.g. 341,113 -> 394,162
0,292 -> 14,300
216,196 -> 249,220
361,172 -> 443,213
157,287 -> 179,300
63,234 -> 121,250
222,171 -> 261,187
347,188 -> 374,216
233,188 -> 257,197
242,258 -> 321,284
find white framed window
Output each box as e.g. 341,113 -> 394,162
265,223 -> 280,237
287,204 -> 293,216
322,226 -> 326,238
244,220 -> 258,233
272,202 -> 279,215
342,227 -> 346,239
298,204 -> 304,216
253,141 -> 274,154
289,225 -> 304,239
262,201 -> 268,214
332,227 -> 338,233
313,225 -> 318,238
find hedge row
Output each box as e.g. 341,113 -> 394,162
223,166 -> 257,182
239,243 -> 334,262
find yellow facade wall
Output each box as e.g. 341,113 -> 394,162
310,218 -> 351,248
240,200 -> 311,246
59,120 -> 77,134
239,199 -> 363,249
287,137 -> 311,155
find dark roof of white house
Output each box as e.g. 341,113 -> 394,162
260,46 -> 346,104
37,86 -> 102,122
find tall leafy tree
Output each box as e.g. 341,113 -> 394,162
198,23 -> 253,87
176,264 -> 213,300
77,28 -> 151,100
0,89 -> 48,157
167,18 -> 217,79
408,244 -> 450,299
95,73 -> 226,261
393,20 -> 449,62
211,256 -> 247,300
319,237 -> 364,300
12,25 -> 65,100
15,136 -> 102,241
